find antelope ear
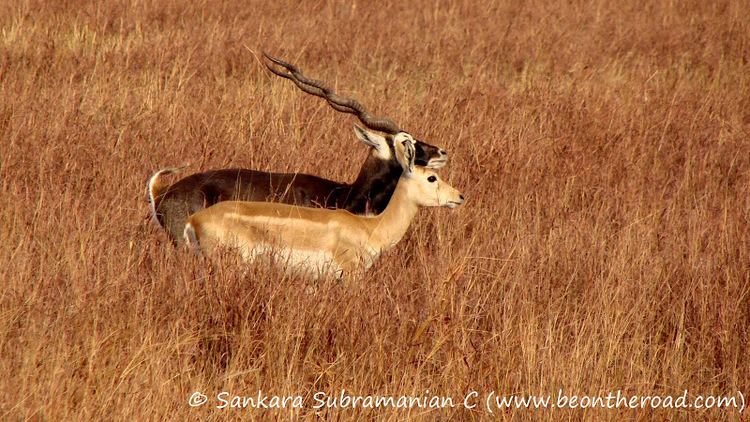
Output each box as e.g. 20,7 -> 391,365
353,125 -> 389,157
405,141 -> 415,173
396,138 -> 416,174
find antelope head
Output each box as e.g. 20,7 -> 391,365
263,53 -> 448,169
395,137 -> 465,209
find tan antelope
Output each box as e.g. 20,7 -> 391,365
148,53 -> 448,245
183,138 -> 464,279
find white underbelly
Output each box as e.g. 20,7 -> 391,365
243,243 -> 341,279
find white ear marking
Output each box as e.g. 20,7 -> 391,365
352,124 -> 368,140
353,125 -> 389,158
405,140 -> 415,173
395,135 -> 416,174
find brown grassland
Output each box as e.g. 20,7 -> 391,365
1,0 -> 749,420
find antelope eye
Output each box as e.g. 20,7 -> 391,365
427,175 -> 437,183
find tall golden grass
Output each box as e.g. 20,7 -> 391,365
1,0 -> 748,420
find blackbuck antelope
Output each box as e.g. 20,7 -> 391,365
148,53 -> 448,245
184,138 -> 464,279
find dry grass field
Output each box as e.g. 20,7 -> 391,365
2,0 -> 749,420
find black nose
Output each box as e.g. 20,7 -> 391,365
440,149 -> 447,155
459,194 -> 464,201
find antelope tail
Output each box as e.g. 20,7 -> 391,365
183,221 -> 201,255
146,164 -> 189,227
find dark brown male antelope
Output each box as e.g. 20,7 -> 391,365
148,53 -> 448,245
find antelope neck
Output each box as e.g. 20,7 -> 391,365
361,175 -> 419,252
